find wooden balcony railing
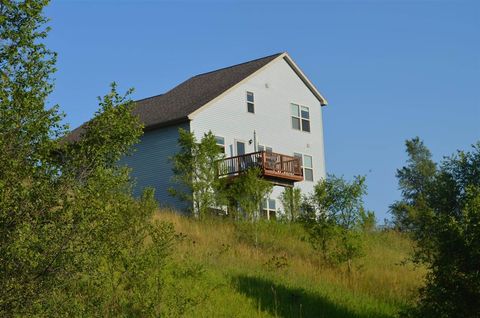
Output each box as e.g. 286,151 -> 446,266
217,151 -> 304,183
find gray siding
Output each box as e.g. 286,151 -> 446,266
120,122 -> 190,212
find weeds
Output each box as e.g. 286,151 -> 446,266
154,211 -> 425,317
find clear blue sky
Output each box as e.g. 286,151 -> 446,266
45,1 -> 479,223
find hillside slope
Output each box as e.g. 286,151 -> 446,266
155,211 -> 424,317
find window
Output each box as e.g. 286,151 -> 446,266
261,198 -> 277,220
294,152 -> 303,163
291,103 -> 310,132
236,141 -> 246,155
215,136 -> 225,153
247,92 -> 255,113
303,155 -> 313,181
258,145 -> 273,153
294,153 -> 314,182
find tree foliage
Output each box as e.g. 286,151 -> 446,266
359,209 -> 376,232
169,128 -> 224,218
228,167 -> 273,221
302,175 -> 368,269
279,187 -> 302,221
0,1 -> 175,315
169,130 -> 274,220
390,137 -> 436,231
396,140 -> 480,318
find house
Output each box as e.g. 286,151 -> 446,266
67,52 -> 328,218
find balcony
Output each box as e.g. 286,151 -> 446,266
217,151 -> 304,186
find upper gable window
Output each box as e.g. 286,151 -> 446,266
291,103 -> 310,132
246,92 -> 255,113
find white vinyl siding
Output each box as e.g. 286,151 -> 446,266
190,57 -> 326,214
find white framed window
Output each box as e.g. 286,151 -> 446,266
258,144 -> 273,153
294,152 -> 314,182
303,155 -> 313,181
261,198 -> 277,220
246,91 -> 255,114
235,140 -> 246,156
215,136 -> 225,153
291,103 -> 310,132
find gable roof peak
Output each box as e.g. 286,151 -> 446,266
191,52 -> 285,79
65,52 -> 326,143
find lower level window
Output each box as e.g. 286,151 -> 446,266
261,198 -> 277,220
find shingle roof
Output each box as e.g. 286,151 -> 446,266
65,52 -> 283,143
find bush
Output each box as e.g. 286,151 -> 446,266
279,187 -> 302,222
169,129 -> 224,218
301,175 -> 368,270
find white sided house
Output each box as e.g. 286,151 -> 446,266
67,52 -> 328,218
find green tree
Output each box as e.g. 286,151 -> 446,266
390,137 -> 436,231
0,2 -> 175,315
0,0 -> 66,312
359,209 -> 376,232
228,167 -> 273,221
169,129 -> 224,218
302,175 -> 367,270
397,141 -> 480,318
279,187 -> 302,221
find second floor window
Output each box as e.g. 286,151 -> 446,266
215,136 -> 225,153
291,103 -> 310,132
294,153 -> 314,182
303,155 -> 313,181
247,92 -> 255,113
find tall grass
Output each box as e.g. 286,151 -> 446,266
154,210 -> 424,317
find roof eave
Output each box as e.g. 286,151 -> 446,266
281,52 -> 328,106
187,53 -> 286,120
144,116 -> 190,132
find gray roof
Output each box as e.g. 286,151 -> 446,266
65,52 -> 283,142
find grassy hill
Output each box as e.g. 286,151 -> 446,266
154,211 -> 425,318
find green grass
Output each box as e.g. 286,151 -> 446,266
155,211 -> 425,317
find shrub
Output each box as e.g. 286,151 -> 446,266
169,129 -> 224,218
279,187 -> 302,222
301,175 -> 368,270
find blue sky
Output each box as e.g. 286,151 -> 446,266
45,1 -> 479,222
